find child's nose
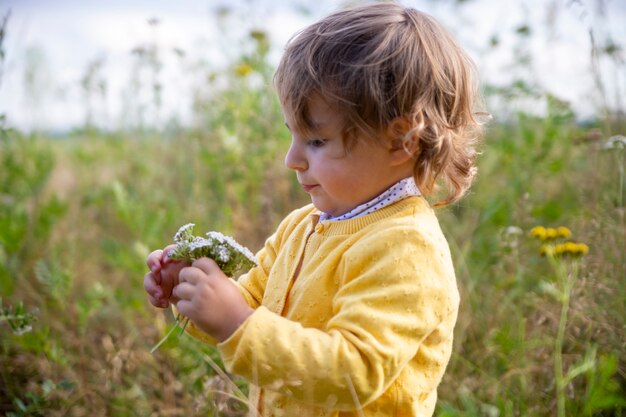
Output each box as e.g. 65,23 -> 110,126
284,141 -> 307,171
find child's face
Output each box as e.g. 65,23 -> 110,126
283,94 -> 412,217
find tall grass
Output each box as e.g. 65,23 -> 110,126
1,7 -> 625,417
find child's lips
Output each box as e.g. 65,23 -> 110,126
301,184 -> 319,193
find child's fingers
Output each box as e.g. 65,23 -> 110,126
179,265 -> 206,285
172,282 -> 195,301
161,244 -> 178,264
144,272 -> 163,299
159,275 -> 175,298
148,294 -> 169,309
146,249 -> 164,273
168,293 -> 180,305
145,273 -> 169,308
191,257 -> 222,276
175,299 -> 193,318
160,261 -> 188,295
162,260 -> 188,276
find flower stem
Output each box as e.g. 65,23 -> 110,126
616,150 -> 624,209
150,315 -> 185,354
551,257 -> 577,417
178,317 -> 190,335
554,285 -> 569,417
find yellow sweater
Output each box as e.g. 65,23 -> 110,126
185,197 -> 459,416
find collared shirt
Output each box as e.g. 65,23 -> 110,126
319,176 -> 421,222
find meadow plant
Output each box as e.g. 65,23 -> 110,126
0,298 -> 37,335
601,134 -> 625,209
529,226 -> 589,417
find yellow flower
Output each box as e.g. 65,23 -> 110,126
530,225 -> 573,241
563,241 -> 579,254
561,241 -> 590,256
532,225 -> 588,257
556,226 -> 572,239
554,243 -> 567,256
540,244 -> 554,256
545,228 -> 558,240
540,241 -> 589,257
530,226 -> 547,240
249,29 -> 268,43
574,243 -> 589,256
234,64 -> 254,77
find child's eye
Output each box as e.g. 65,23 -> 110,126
307,139 -> 327,148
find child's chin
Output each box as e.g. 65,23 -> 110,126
313,203 -> 343,217
311,199 -> 329,213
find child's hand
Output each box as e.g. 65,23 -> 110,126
144,245 -> 189,308
172,257 -> 254,342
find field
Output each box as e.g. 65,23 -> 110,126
1,4 -> 625,417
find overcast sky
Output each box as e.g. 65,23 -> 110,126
0,0 -> 624,132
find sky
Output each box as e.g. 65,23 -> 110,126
0,0 -> 625,132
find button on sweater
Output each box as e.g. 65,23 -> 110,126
183,196 -> 460,416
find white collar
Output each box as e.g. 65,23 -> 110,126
319,177 -> 420,222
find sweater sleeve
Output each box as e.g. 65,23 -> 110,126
217,225 -> 459,409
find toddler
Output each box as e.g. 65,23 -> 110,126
144,2 -> 482,416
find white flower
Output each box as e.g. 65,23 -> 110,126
169,224 -> 258,276
206,231 -> 258,265
602,135 -> 626,150
503,226 -> 523,236
174,223 -> 195,243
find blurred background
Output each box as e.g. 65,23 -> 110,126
0,0 -> 624,416
1,0 -> 625,132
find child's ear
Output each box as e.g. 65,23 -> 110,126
386,117 -> 419,164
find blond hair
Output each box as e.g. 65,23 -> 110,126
274,2 -> 484,206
